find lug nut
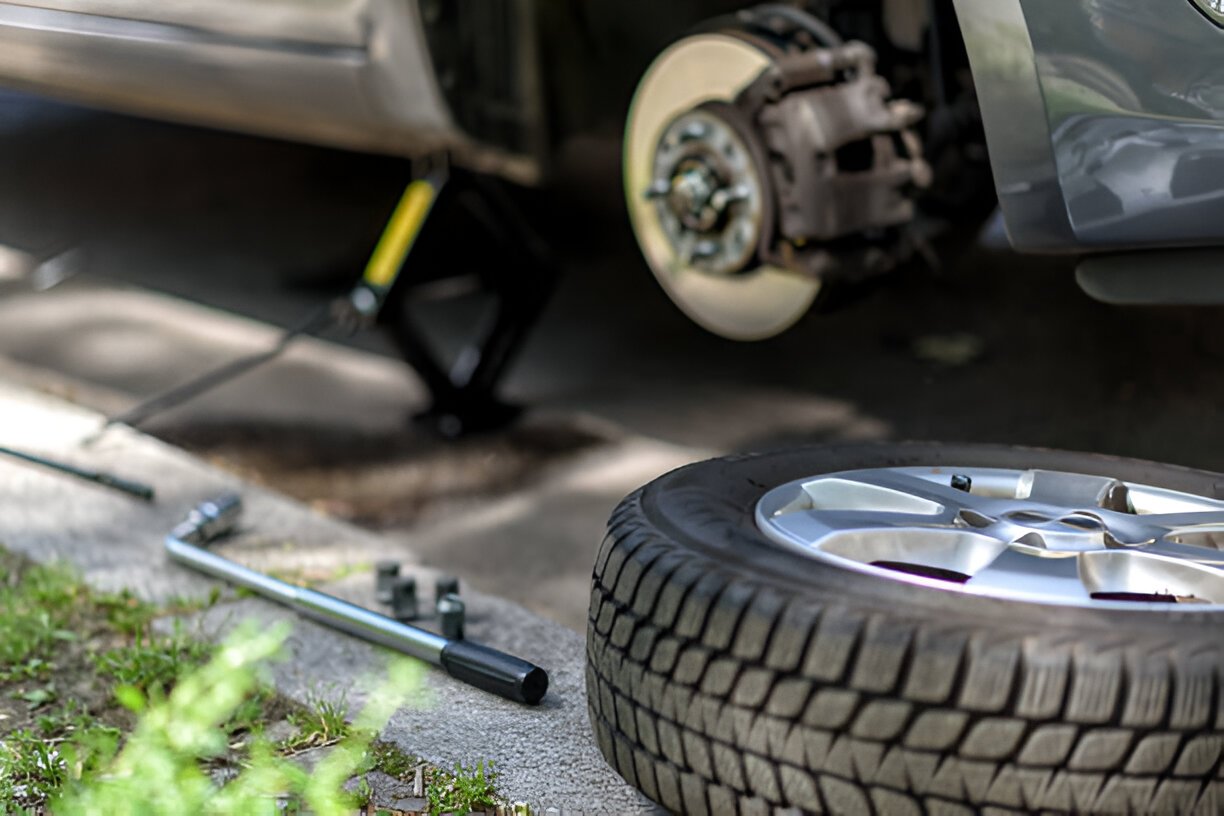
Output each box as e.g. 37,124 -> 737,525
951,474 -> 973,493
437,594 -> 465,641
435,575 -> 460,603
390,576 -> 418,621
375,560 -> 401,604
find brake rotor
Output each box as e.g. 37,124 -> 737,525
625,33 -> 821,341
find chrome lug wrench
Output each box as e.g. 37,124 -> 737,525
165,495 -> 547,705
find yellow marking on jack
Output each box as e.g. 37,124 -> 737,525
362,178 -> 440,290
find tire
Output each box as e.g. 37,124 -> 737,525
586,443 -> 1224,815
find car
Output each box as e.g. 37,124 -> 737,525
3,1 -> 1220,344
5,5 -> 1222,813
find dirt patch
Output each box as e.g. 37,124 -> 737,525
157,418 -> 607,528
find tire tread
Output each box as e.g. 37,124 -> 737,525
588,459 -> 1224,814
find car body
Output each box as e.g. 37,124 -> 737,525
953,0 -> 1224,253
0,0 -> 530,180
0,0 -> 742,184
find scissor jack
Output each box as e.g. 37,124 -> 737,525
95,163 -> 557,440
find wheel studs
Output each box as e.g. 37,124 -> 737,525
951,474 -> 972,492
645,179 -> 671,200
679,121 -> 710,142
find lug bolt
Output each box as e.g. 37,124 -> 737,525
679,121 -> 710,142
644,179 -> 671,200
711,185 -> 750,210
390,576 -> 418,621
375,560 -> 400,604
437,594 -> 465,641
435,575 -> 460,602
951,474 -> 973,493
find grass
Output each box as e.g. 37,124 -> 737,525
280,691 -> 352,753
92,629 -> 213,699
359,742 -> 512,815
0,547 -> 510,814
0,550 -> 225,813
425,760 -> 507,815
1,728 -> 71,807
365,740 -> 420,780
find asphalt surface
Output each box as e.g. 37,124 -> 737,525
4,90 -> 1224,468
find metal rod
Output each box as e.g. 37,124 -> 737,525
92,170 -> 450,438
165,496 -> 547,705
0,444 -> 154,500
99,305 -> 333,433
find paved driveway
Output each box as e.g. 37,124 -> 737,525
2,90 -> 1223,633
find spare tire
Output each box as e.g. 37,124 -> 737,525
586,443 -> 1224,815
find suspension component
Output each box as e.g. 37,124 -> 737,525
625,5 -> 929,340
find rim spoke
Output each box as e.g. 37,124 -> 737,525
1136,510 -> 1224,532
768,510 -> 959,547
782,474 -> 964,522
1017,469 -> 1128,509
964,548 -> 1089,600
1144,539 -> 1224,565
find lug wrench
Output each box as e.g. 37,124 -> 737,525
165,495 -> 548,706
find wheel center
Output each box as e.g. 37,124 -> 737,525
646,106 -> 767,277
983,505 -> 1156,553
666,161 -> 725,232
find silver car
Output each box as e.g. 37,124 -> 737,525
1,0 -> 1221,334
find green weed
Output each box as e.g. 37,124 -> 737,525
0,559 -> 81,674
425,759 -> 507,815
365,740 -> 419,780
280,691 -> 352,753
53,624 -> 419,816
0,727 -> 69,809
92,628 -> 213,699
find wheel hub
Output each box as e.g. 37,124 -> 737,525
623,32 -> 822,341
757,466 -> 1224,609
647,108 -> 765,277
665,162 -> 722,232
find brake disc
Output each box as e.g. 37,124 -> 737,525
624,33 -> 821,341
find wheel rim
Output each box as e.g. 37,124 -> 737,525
624,33 -> 821,341
756,465 -> 1224,610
